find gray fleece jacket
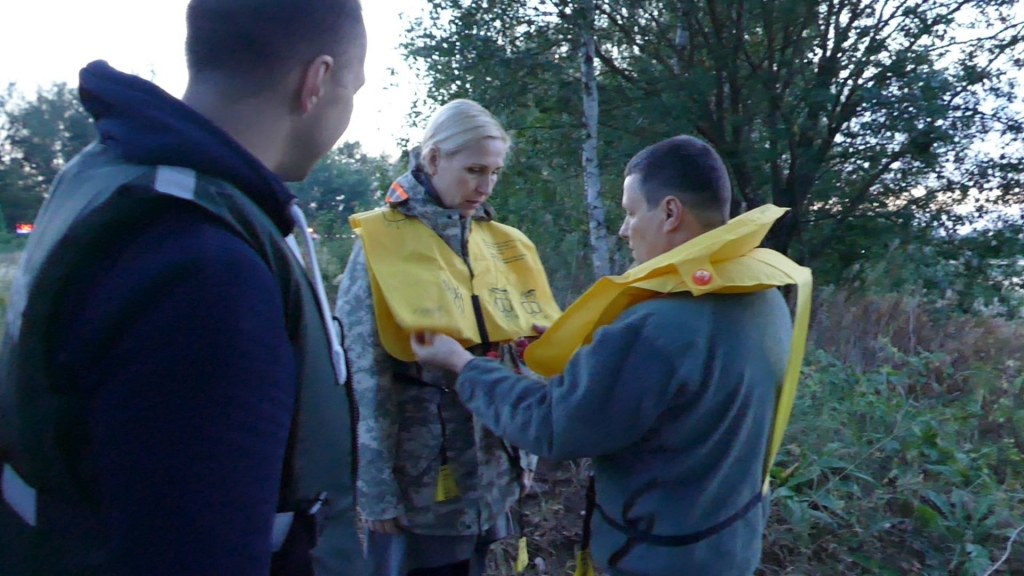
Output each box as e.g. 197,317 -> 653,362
454,289 -> 793,575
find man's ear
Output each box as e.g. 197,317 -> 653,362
662,196 -> 686,232
299,55 -> 334,114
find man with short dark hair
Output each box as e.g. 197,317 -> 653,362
410,135 -> 813,575
0,1 -> 367,574
619,136 -> 733,263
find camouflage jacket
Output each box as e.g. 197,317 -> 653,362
336,168 -> 538,536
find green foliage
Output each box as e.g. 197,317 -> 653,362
287,141 -> 401,295
821,217 -> 1024,316
288,141 -> 397,238
0,250 -> 20,333
0,232 -> 26,255
319,234 -> 359,306
0,83 -> 395,297
0,82 -> 96,229
763,345 -> 1024,574
401,0 -> 1024,310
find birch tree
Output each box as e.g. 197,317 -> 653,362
580,0 -> 612,277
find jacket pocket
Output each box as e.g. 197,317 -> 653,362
392,379 -> 444,508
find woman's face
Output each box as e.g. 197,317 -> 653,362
427,137 -> 507,217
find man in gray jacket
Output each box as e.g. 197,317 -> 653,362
410,136 -> 797,575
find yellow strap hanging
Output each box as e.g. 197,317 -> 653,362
515,536 -> 529,572
763,255 -> 812,492
573,549 -> 596,576
433,403 -> 461,503
434,464 -> 461,502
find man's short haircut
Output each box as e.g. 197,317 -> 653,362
186,0 -> 364,91
624,135 -> 733,225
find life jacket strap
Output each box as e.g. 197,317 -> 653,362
596,487 -> 763,549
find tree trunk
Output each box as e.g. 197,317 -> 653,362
581,0 -> 612,278
673,0 -> 692,74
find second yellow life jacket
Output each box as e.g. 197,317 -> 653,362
350,207 -> 562,362
523,204 -> 812,492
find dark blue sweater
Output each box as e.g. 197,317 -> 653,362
45,61 -> 301,575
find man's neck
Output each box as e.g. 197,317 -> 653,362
182,82 -> 290,173
677,220 -> 724,248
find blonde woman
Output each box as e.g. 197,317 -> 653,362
336,100 -> 560,576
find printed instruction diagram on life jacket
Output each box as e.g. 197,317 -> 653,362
484,239 -> 528,264
442,277 -> 466,314
489,288 -> 517,321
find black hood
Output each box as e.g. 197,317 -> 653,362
78,60 -> 296,234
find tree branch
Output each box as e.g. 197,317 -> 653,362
981,522 -> 1024,576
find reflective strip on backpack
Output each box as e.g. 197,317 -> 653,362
285,235 -> 306,269
271,511 -> 294,552
2,463 -> 37,526
1,461 -> 298,552
153,165 -> 198,200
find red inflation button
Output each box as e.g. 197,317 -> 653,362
692,269 -> 713,286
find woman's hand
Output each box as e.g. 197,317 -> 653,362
410,331 -> 474,373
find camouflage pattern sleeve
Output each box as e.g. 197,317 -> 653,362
335,239 -> 405,521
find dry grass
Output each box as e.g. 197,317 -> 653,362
487,460 -> 594,575
809,287 -> 1024,393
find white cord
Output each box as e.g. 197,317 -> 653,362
289,204 -> 348,385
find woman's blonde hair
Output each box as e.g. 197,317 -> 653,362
420,99 -> 511,162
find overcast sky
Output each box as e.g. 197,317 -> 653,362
0,0 -> 427,158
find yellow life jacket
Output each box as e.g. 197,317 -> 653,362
350,207 -> 562,362
523,204 -> 812,492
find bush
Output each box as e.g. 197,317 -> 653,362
318,234 -> 357,300
762,346 -> 1024,575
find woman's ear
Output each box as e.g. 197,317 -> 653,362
425,147 -> 441,177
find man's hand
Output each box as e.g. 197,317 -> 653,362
367,517 -> 404,535
410,331 -> 474,373
515,324 -> 550,359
